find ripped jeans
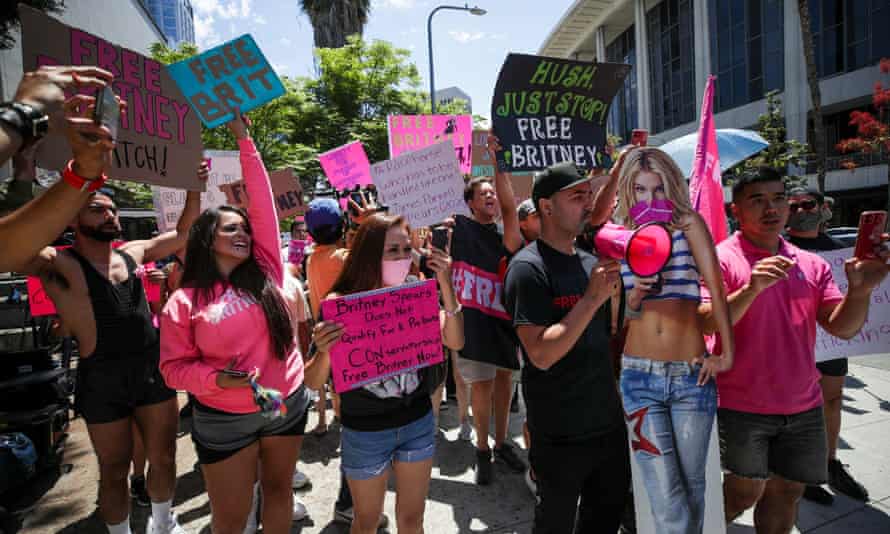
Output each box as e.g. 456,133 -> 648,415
619,354 -> 717,534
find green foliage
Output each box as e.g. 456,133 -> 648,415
732,91 -> 811,187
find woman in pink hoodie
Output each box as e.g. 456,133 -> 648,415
160,115 -> 328,534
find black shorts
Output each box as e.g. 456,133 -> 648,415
75,347 -> 176,425
717,406 -> 827,485
192,387 -> 310,465
816,357 -> 848,377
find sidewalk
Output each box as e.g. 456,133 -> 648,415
9,360 -> 890,533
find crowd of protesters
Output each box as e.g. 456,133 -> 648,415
2,65 -> 889,534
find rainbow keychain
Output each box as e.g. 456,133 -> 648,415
249,369 -> 288,419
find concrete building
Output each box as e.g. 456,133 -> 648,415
435,86 -> 473,113
540,0 -> 890,225
141,0 -> 196,46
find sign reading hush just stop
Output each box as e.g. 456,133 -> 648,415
167,34 -> 285,128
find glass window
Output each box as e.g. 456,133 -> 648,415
810,0 -> 890,78
647,0 -> 695,133
607,26 -> 638,143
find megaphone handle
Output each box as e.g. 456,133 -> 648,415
650,273 -> 663,294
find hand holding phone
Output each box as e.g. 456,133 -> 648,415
854,211 -> 887,260
430,226 -> 449,251
93,86 -> 120,140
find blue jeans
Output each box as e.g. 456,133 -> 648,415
620,354 -> 717,534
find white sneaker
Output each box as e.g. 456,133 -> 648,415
292,469 -> 310,489
292,496 -> 308,521
146,514 -> 186,534
458,420 -> 475,442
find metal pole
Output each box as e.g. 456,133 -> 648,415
427,5 -> 484,114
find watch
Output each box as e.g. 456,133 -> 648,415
0,101 -> 49,146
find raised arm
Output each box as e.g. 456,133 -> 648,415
488,133 -> 522,253
589,148 -> 628,227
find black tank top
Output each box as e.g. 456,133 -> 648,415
68,249 -> 159,360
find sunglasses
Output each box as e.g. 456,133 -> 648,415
789,200 -> 818,212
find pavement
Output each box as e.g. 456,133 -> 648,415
4,357 -> 890,534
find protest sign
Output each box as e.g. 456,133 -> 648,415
288,239 -> 307,265
26,276 -> 56,317
320,280 -> 444,394
371,141 -> 469,228
318,141 -> 373,191
816,247 -> 890,361
218,168 -> 305,219
491,53 -> 630,172
19,6 -> 204,190
471,129 -> 495,177
151,150 -> 241,232
388,115 -> 473,174
166,35 -> 285,128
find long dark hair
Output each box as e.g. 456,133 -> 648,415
180,206 -> 295,359
329,213 -> 408,297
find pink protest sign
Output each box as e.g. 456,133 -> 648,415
318,141 -> 373,191
140,262 -> 161,303
27,276 -> 57,317
288,240 -> 307,265
321,280 -> 444,393
388,115 -> 473,174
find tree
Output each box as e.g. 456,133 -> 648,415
733,91 -> 811,188
798,0 -> 827,191
0,0 -> 64,49
298,0 -> 371,49
836,59 -> 890,213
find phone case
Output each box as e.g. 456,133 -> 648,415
854,211 -> 887,260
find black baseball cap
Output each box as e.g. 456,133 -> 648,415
532,161 -> 593,206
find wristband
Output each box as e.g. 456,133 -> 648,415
444,303 -> 462,317
62,160 -> 107,192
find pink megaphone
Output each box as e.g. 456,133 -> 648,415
594,222 -> 673,277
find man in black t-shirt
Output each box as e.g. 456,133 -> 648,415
504,162 -> 629,533
786,188 -> 870,506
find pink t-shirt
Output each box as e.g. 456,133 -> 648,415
160,138 -> 305,414
703,232 -> 843,415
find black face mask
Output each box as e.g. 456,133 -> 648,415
78,223 -> 122,242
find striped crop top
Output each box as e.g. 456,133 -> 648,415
620,229 -> 701,303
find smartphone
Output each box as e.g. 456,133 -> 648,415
631,129 -> 649,147
854,210 -> 887,260
93,86 -> 120,140
431,226 -> 448,250
220,368 -> 248,378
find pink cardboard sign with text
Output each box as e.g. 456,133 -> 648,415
320,280 -> 444,393
318,141 -> 373,191
388,115 -> 473,174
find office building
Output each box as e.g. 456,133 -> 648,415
142,0 -> 195,46
435,86 -> 473,113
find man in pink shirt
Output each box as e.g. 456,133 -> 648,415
700,167 -> 888,534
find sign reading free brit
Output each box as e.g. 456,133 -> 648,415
321,280 -> 444,394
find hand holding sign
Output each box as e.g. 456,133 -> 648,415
15,64 -> 113,133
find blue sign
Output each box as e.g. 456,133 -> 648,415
167,34 -> 285,128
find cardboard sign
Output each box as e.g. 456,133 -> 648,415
218,168 -> 305,219
166,34 -> 285,128
816,247 -> 890,361
471,129 -> 495,177
320,280 -> 444,393
371,141 -> 469,228
491,54 -> 630,172
388,115 -> 473,174
318,141 -> 373,191
151,150 -> 242,232
19,7 -> 204,190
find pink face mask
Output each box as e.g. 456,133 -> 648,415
630,199 -> 675,225
381,258 -> 413,287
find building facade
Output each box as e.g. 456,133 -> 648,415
141,0 -> 195,46
435,86 -> 473,113
540,0 -> 890,225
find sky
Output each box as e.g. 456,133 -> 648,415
191,0 -> 576,120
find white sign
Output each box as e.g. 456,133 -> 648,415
151,150 -> 242,232
816,247 -> 890,362
370,140 -> 469,228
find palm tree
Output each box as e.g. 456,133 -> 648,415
299,0 -> 371,49
798,0 -> 826,192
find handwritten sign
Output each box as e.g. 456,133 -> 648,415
318,141 -> 373,191
320,280 -> 444,393
491,53 -> 629,172
20,6 -> 204,189
151,150 -> 242,232
816,247 -> 890,361
288,239 -> 307,265
218,168 -> 305,219
166,34 -> 285,128
371,141 -> 469,228
388,115 -> 473,174
471,129 -> 495,177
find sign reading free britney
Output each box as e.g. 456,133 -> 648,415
321,280 -> 444,394
20,7 -> 204,190
491,54 -> 629,173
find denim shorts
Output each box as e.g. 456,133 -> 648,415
718,406 -> 827,485
340,410 -> 436,480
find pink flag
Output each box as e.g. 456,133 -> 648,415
688,75 -> 728,244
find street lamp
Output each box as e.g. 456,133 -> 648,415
427,3 -> 487,114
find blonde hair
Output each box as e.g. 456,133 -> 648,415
614,147 -> 695,229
